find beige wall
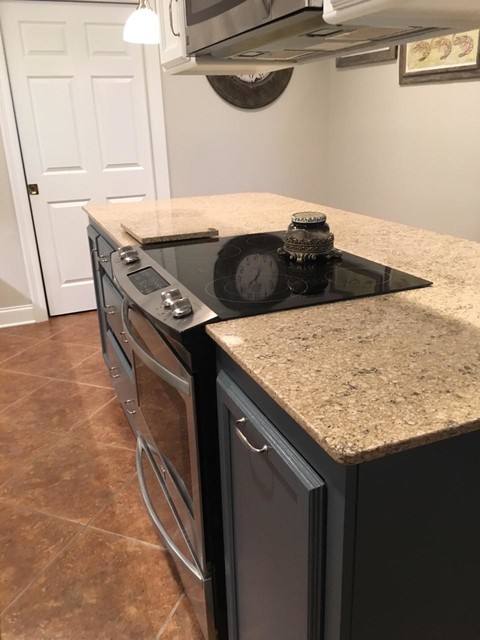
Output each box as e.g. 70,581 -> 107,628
161,63 -> 330,204
321,58 -> 480,242
0,126 -> 31,309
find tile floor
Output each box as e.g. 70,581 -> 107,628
0,311 -> 203,639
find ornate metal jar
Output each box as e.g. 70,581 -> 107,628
278,212 -> 342,264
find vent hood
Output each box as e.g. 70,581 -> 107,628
186,0 -> 480,70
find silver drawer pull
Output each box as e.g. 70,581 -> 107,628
169,0 -> 180,37
120,330 -> 129,344
108,366 -> 120,379
104,305 -> 115,315
99,254 -> 110,263
125,399 -> 137,415
235,417 -> 268,454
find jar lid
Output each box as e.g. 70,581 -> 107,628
291,211 -> 327,225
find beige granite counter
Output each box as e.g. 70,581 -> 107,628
85,193 -> 480,465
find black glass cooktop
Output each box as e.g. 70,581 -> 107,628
144,232 -> 432,321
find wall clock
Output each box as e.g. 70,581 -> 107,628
206,68 -> 294,109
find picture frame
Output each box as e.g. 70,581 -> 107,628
336,46 -> 398,69
399,30 -> 480,85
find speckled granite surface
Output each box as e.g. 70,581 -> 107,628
86,193 -> 480,465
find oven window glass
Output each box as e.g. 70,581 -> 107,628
136,357 -> 193,506
186,0 -> 246,25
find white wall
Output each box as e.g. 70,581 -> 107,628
321,57 -> 480,242
0,125 -> 31,309
161,63 -> 330,203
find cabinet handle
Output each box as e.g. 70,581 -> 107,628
120,330 -> 129,344
235,417 -> 268,454
109,366 -> 120,379
125,399 -> 137,415
169,0 -> 180,37
91,248 -> 100,272
99,255 -> 110,263
104,305 -> 116,315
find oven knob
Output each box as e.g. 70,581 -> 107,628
118,245 -> 134,258
171,298 -> 193,318
119,246 -> 140,264
123,251 -> 140,264
161,288 -> 182,308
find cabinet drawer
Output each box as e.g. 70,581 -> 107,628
102,274 -> 132,362
105,329 -> 137,435
217,371 -> 325,640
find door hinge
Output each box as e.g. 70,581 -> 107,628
27,183 -> 39,195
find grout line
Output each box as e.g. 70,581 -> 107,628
154,593 -> 186,640
86,524 -> 165,551
54,377 -> 114,390
0,467 -> 140,616
0,377 -> 54,416
0,518 -> 88,618
83,470 -> 139,528
0,367 -> 55,381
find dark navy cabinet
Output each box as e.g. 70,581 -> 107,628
217,371 -> 326,640
216,351 -> 480,640
87,222 -> 137,433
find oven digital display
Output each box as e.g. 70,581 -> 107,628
128,267 -> 170,295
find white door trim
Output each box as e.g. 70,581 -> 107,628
0,26 -> 48,322
143,42 -> 171,200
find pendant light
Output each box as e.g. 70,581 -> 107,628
123,0 -> 160,45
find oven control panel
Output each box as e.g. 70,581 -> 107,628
112,246 -> 217,333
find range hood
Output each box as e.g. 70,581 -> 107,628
184,0 -> 480,70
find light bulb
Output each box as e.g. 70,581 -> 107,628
123,0 -> 160,45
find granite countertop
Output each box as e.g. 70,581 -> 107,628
85,193 -> 480,465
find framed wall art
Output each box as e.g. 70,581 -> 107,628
399,30 -> 480,85
336,46 -> 398,68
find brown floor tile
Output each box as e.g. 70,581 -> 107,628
90,476 -> 161,547
80,397 -> 136,450
0,502 -> 81,614
56,350 -> 113,389
0,414 -> 59,488
0,436 -> 136,523
0,528 -> 183,640
53,312 -> 102,348
158,595 -> 204,640
0,333 -> 43,365
0,379 -> 114,436
1,336 -> 99,378
0,370 -> 49,413
0,314 -> 79,342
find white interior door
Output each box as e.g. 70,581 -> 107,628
0,1 -> 161,315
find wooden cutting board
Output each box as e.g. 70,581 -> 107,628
121,216 -> 219,244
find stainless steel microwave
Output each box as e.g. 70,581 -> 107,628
184,0 -> 480,66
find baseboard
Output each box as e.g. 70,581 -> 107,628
0,304 -> 36,328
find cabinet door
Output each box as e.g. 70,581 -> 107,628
217,371 -> 325,640
159,0 -> 188,67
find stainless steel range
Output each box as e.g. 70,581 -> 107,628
112,231 -> 431,640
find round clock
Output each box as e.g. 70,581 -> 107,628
210,234 -> 291,310
206,68 -> 294,109
234,253 -> 281,301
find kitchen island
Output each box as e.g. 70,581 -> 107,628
87,192 -> 480,463
86,193 -> 480,640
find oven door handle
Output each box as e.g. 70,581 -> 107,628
121,299 -> 191,397
136,435 -> 203,580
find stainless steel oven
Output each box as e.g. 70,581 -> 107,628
112,248 -> 225,640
